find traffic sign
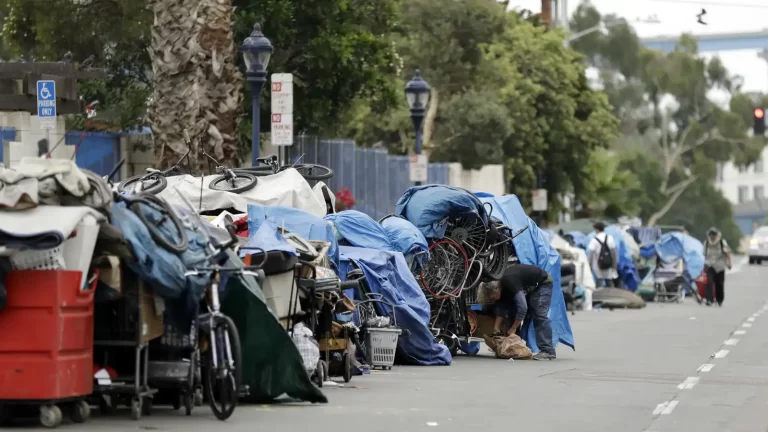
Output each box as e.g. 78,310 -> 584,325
36,80 -> 56,130
532,188 -> 548,212
409,154 -> 428,183
271,73 -> 293,146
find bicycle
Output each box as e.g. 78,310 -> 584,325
117,147 -> 192,195
203,150 -> 258,194
236,154 -> 334,181
174,190 -> 265,420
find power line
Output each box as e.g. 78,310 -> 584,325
646,0 -> 768,9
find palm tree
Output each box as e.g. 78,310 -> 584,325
197,0 -> 243,169
148,0 -> 203,169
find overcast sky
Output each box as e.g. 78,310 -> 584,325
509,0 -> 768,93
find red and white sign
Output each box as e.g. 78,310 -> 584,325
409,154 -> 428,183
271,73 -> 293,146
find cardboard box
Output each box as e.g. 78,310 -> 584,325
139,282 -> 164,344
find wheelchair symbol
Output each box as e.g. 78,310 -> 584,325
40,85 -> 51,99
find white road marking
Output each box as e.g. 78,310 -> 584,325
743,323 -> 753,328
653,400 -> 680,416
734,330 -> 747,335
748,317 -> 755,322
697,364 -> 715,372
677,377 -> 699,390
714,350 -> 730,358
724,338 -> 740,346
426,422 -> 439,427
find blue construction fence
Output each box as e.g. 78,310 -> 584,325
64,131 -> 449,220
0,127 -> 18,163
284,136 -> 449,220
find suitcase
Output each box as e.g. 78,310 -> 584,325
696,271 -> 708,298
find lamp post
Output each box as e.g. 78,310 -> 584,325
240,23 -> 273,166
404,70 -> 431,186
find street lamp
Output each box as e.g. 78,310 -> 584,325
405,70 -> 431,185
240,22 -> 273,166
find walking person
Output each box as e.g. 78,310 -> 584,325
479,263 -> 557,360
704,227 -> 732,306
588,222 -> 619,287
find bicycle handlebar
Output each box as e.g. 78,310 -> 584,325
339,280 -> 360,290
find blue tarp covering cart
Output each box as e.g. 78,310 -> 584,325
640,232 -> 705,279
394,185 -> 488,239
476,194 -> 575,352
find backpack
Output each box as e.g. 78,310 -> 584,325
596,236 -> 613,270
704,239 -> 725,255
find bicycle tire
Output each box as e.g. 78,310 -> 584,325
208,173 -> 258,194
203,314 -> 242,421
118,174 -> 168,195
129,195 -> 189,254
279,163 -> 334,181
481,241 -> 510,281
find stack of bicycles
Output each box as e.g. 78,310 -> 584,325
393,186 -> 527,356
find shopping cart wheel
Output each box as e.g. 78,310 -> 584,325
70,400 -> 91,424
39,405 -> 62,428
130,398 -> 142,421
342,352 -> 352,383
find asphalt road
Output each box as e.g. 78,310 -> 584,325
16,258 -> 768,431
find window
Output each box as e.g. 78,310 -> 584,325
756,185 -> 765,200
757,159 -> 765,174
738,185 -> 749,203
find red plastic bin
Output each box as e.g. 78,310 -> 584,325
0,270 -> 96,401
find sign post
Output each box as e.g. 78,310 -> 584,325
532,188 -> 548,212
409,154 -> 428,183
271,73 -> 293,164
36,80 -> 56,131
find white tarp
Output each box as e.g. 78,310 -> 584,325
156,168 -> 328,217
550,233 -> 596,289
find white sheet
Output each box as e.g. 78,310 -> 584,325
550,233 -> 596,289
156,168 -> 328,217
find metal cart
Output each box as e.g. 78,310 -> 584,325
91,275 -> 159,420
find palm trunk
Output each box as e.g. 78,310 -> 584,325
197,0 -> 243,169
148,0 -> 204,170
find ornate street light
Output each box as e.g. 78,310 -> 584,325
405,70 -> 431,185
240,23 -> 273,166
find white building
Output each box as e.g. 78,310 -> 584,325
716,149 -> 768,205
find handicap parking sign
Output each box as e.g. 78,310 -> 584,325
37,80 -> 56,130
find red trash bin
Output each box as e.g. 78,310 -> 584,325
0,269 -> 97,427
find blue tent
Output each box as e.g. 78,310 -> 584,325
476,194 -> 575,352
640,232 -> 705,279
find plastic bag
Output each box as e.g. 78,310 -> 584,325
483,334 -> 533,360
292,323 -> 320,374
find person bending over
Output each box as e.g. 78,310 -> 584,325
480,263 -> 557,360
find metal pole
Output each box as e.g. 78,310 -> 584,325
412,112 -> 425,186
249,72 -> 266,167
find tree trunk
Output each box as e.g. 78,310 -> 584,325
148,0 -> 204,170
646,177 -> 697,226
422,87 -> 439,151
197,0 -> 243,170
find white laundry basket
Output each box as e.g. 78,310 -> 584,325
364,327 -> 402,370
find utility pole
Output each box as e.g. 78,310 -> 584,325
541,0 -> 552,28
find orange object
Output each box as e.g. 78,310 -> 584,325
756,108 -> 765,119
0,270 -> 96,401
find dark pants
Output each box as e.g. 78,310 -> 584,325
528,282 -> 555,355
705,267 -> 725,305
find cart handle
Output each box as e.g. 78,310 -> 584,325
355,298 -> 398,328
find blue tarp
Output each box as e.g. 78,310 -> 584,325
395,185 -> 487,239
324,210 -> 393,251
242,220 -> 297,257
247,205 -> 339,268
581,225 -> 640,291
640,232 -> 705,279
338,246 -> 452,366
476,194 -> 575,352
379,216 -> 430,270
567,231 -> 587,246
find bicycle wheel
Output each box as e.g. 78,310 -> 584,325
118,174 -> 168,195
279,163 -> 334,181
203,315 -> 242,421
208,173 -> 258,194
481,241 -> 510,281
129,195 -> 189,254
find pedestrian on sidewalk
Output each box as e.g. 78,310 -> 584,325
479,264 -> 556,360
704,227 -> 732,306
588,222 -> 619,287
